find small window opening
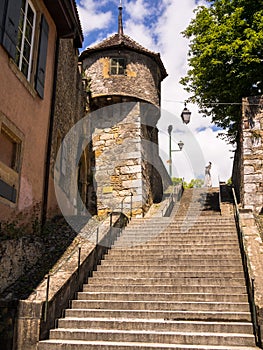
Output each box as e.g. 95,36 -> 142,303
110,58 -> 126,75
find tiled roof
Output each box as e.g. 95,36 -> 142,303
79,33 -> 167,80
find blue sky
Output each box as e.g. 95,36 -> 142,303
77,0 -> 167,49
76,0 -> 234,184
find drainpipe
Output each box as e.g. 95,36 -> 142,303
41,37 -> 60,227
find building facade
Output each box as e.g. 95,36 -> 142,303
0,0 -> 83,229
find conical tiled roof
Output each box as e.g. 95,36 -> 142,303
79,33 -> 167,80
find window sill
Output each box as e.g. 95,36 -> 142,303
9,59 -> 38,99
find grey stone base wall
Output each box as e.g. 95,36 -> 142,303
242,96 -> 263,213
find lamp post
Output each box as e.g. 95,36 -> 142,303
168,104 -> 191,178
168,125 -> 184,178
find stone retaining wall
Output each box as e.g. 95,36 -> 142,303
0,237 -> 43,294
240,211 -> 263,342
241,96 -> 263,213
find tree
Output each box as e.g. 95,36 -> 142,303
180,0 -> 263,143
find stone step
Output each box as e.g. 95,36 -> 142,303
76,292 -> 248,303
113,242 -> 240,249
97,264 -> 244,272
117,233 -> 238,239
102,257 -> 242,264
72,300 -> 250,312
129,220 -> 235,225
115,236 -> 238,242
87,277 -> 246,286
116,234 -> 239,240
57,318 -> 253,334
114,239 -> 239,246
107,246 -> 241,253
124,222 -> 236,227
123,227 -> 236,233
82,284 -> 248,295
104,252 -> 241,265
101,258 -> 242,266
65,308 -> 252,322
118,232 -> 238,237
38,339 -> 259,350
47,328 -> 255,346
91,271 -> 245,279
121,230 -> 237,235
106,251 -> 242,258
126,223 -> 236,229
127,220 -> 235,224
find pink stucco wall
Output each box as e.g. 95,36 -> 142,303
0,7 -> 56,223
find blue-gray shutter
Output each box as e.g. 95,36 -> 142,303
2,0 -> 22,59
0,0 -> 7,43
35,15 -> 49,99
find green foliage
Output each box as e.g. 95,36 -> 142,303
226,177 -> 232,185
184,178 -> 205,188
172,177 -> 204,188
172,177 -> 184,185
181,0 -> 263,143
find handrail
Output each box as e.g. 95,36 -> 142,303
218,176 -> 222,215
162,182 -> 184,217
43,193 -> 132,322
232,187 -> 262,348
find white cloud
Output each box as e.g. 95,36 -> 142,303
125,0 -> 151,22
124,20 -> 158,50
194,128 -> 234,184
123,0 -> 159,50
77,0 -> 112,33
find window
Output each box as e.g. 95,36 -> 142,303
110,58 -> 126,75
15,0 -> 36,81
0,121 -> 23,204
0,125 -> 21,172
0,0 -> 49,98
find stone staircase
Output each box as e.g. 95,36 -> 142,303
38,188 -> 260,349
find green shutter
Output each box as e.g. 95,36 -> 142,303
2,0 -> 22,59
35,15 -> 49,99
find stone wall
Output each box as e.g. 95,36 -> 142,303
241,96 -> 263,213
240,211 -> 263,342
47,38 -> 89,218
0,237 -> 43,294
83,49 -> 161,107
91,102 -> 144,216
90,102 -> 170,217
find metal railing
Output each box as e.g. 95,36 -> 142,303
218,176 -> 222,215
232,187 -> 262,348
162,182 -> 184,217
43,193 -> 133,322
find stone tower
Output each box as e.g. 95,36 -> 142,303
79,3 -> 170,217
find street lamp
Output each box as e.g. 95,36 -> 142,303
168,125 -> 184,178
181,103 -> 191,124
